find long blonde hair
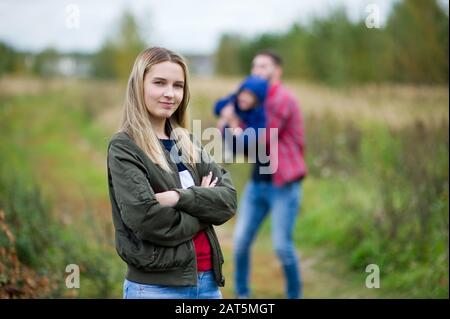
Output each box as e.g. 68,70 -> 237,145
119,47 -> 199,172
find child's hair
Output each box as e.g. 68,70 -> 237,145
119,47 -> 199,172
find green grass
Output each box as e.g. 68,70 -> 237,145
0,77 -> 448,298
0,85 -> 124,298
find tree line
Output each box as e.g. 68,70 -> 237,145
1,1 -> 448,84
215,0 -> 449,85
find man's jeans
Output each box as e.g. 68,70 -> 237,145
123,270 -> 222,299
233,180 -> 303,299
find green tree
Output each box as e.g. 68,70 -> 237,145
213,0 -> 449,85
32,48 -> 59,77
91,40 -> 117,78
305,8 -> 354,85
386,0 -> 449,83
0,42 -> 16,76
214,34 -> 245,75
0,42 -> 30,76
276,24 -> 311,79
92,10 -> 147,79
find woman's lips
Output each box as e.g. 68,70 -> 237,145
159,101 -> 175,109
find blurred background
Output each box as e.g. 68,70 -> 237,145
0,0 -> 448,298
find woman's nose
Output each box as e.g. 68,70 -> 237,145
163,89 -> 174,98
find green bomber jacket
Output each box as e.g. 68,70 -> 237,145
106,131 -> 237,287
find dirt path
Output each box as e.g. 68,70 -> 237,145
216,223 -> 380,299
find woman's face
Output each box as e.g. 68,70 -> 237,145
143,61 -> 185,121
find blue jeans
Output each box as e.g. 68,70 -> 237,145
123,270 -> 222,299
233,180 -> 303,299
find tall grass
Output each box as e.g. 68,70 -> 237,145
298,114 -> 449,297
0,76 -> 448,298
190,77 -> 449,297
0,86 -> 124,298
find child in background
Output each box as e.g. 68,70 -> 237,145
214,76 -> 268,161
214,75 -> 268,136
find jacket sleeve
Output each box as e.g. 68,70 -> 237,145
214,94 -> 235,116
108,141 -> 205,247
221,106 -> 263,157
173,145 -> 237,226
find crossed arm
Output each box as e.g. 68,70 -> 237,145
154,171 -> 218,206
108,142 -> 237,247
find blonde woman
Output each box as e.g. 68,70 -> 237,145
107,47 -> 237,299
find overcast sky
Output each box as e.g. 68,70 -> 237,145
0,0 -> 447,54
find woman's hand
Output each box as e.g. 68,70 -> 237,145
201,171 -> 218,188
154,191 -> 180,207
